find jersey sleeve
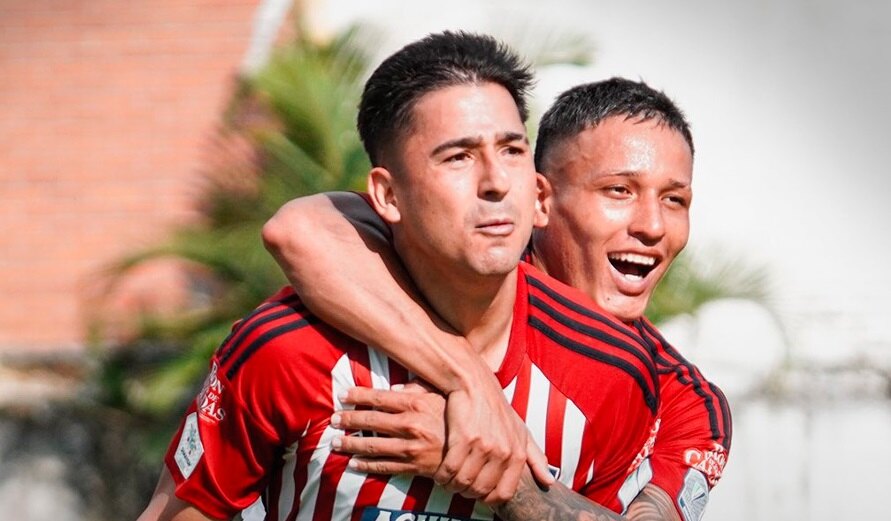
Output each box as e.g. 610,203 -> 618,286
163,289 -> 326,519
636,318 -> 732,521
163,353 -> 282,519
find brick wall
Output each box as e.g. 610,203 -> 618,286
0,0 -> 263,352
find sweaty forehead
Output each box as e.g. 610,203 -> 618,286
541,117 -> 692,178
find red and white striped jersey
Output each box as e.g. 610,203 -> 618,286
628,318 -> 732,521
164,262 -> 658,520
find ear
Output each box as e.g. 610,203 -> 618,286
533,173 -> 552,229
367,167 -> 401,224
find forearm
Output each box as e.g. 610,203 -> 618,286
262,192 -> 486,393
624,485 -> 680,521
494,470 -> 625,521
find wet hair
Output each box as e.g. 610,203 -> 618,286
358,31 -> 534,166
534,77 -> 694,170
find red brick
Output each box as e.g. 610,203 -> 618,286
0,0 -> 263,352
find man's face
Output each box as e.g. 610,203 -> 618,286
378,82 -> 541,282
535,115 -> 693,322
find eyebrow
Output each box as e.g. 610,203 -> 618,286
430,131 -> 528,157
606,171 -> 691,189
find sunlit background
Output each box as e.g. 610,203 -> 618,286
1,0 -> 888,519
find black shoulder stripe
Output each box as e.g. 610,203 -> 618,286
708,380 -> 732,450
530,294 -> 658,391
637,320 -> 731,448
219,295 -> 303,365
225,315 -> 320,380
530,315 -> 658,415
526,275 -> 649,351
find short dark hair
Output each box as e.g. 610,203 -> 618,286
358,31 -> 534,166
534,77 -> 694,171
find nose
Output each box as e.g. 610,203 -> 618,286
630,194 -> 665,245
478,154 -> 511,201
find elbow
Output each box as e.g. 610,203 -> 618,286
262,200 -> 312,258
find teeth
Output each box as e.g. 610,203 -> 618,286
608,252 -> 657,266
624,273 -> 643,281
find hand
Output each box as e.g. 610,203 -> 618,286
437,369 -> 555,505
332,382 -> 446,476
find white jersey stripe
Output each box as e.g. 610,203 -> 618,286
296,354 -> 355,521
502,375 -> 518,404
524,364 -> 551,453
331,466 -> 373,520
325,349 -> 402,519
367,346 -> 391,390
471,499 -> 495,520
423,483 -> 455,514
276,439 -> 300,521
560,399 -> 587,488
376,474 -> 413,510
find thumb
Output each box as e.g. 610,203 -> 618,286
526,437 -> 556,488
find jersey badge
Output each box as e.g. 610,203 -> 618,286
174,412 -> 204,478
677,468 -> 709,521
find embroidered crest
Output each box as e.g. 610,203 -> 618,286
677,468 -> 709,521
174,412 -> 204,478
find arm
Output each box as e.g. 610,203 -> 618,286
633,319 -> 731,521
262,193 -> 552,500
136,468 -> 219,521
495,470 -> 624,521
334,387 -> 680,520
625,485 -> 681,521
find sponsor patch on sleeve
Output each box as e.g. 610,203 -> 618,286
677,468 -> 709,521
174,412 -> 204,479
683,442 -> 727,486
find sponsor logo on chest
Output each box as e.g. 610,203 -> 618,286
359,508 -> 480,521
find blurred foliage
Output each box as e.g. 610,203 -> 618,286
94,26 -> 374,464
647,249 -> 771,325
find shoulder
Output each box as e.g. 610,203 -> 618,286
519,264 -> 659,416
214,287 -> 362,387
635,317 -> 733,455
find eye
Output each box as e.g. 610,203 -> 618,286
665,194 -> 690,208
504,144 -> 527,156
445,151 -> 471,163
605,185 -> 632,197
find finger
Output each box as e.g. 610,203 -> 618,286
482,452 -> 524,505
341,387 -> 413,412
332,410 -> 404,435
333,434 -> 411,458
347,457 -> 417,475
432,444 -> 469,488
394,381 -> 433,394
456,457 -> 503,500
525,436 -> 555,488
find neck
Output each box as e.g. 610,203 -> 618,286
401,253 -> 518,370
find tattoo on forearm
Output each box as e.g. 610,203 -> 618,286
494,473 -> 625,521
625,485 -> 680,521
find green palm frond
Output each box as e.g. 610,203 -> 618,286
647,249 -> 772,325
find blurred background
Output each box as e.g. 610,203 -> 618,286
1,0 -> 889,519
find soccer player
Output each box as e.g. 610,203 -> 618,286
137,32 -> 660,521
262,78 -> 731,521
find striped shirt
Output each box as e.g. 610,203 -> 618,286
165,262 -> 658,520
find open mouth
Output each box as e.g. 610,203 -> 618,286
608,252 -> 659,281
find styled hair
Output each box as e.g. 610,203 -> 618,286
358,31 -> 534,166
534,77 -> 694,170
